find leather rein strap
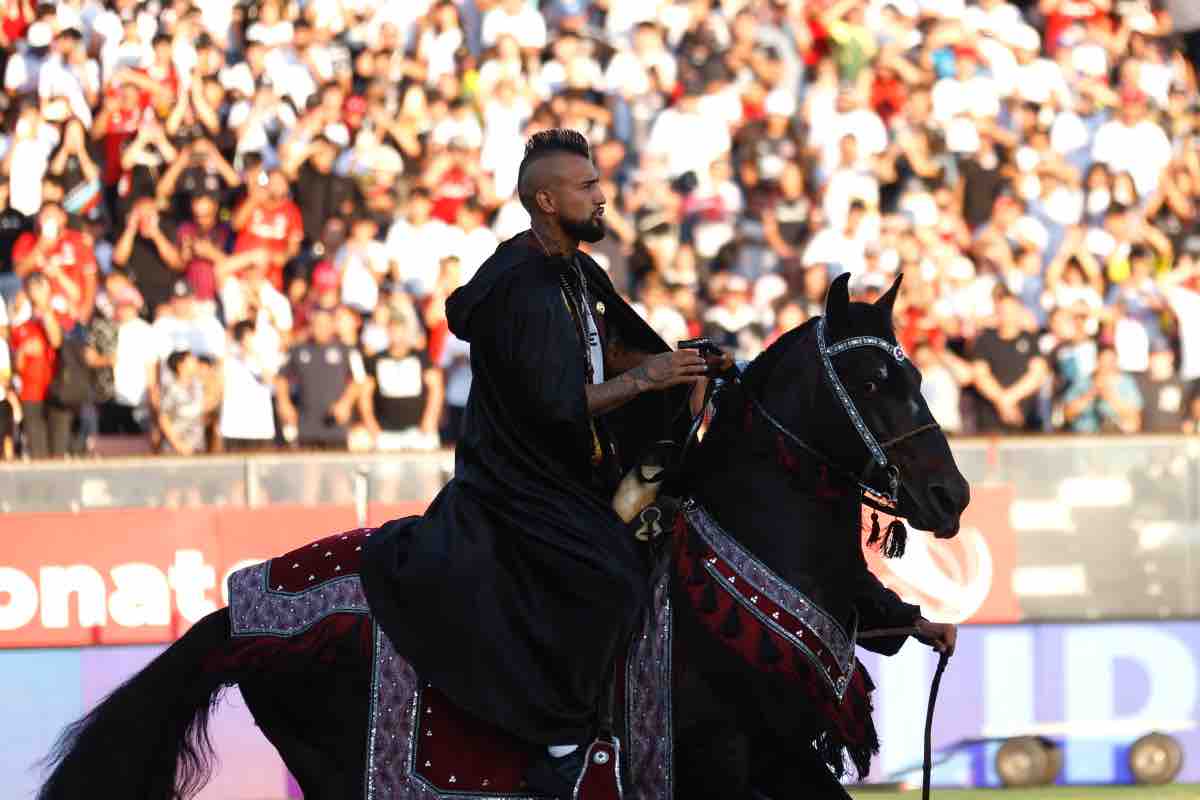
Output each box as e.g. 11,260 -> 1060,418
859,626 -> 950,800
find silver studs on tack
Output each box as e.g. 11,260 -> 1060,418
593,750 -> 610,765
308,574 -> 315,580
424,760 -> 431,768
292,563 -> 299,569
449,776 -> 457,784
325,551 -> 333,557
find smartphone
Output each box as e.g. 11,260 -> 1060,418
678,337 -> 723,359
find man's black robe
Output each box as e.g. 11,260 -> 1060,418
361,234 -> 690,745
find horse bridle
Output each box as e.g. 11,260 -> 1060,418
748,317 -> 940,511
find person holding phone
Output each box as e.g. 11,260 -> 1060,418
10,201 -> 96,321
111,196 -> 182,315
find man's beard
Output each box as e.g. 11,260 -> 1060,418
561,212 -> 605,243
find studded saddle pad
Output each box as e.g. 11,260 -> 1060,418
226,527 -> 674,799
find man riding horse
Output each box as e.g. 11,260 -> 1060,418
361,129 -> 721,795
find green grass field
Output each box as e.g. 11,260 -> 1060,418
849,786 -> 1200,799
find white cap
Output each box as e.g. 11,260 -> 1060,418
26,21 -> 52,48
764,88 -> 796,117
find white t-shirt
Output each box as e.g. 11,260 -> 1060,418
1014,58 -> 1071,106
438,333 -> 472,409
646,108 -> 731,179
4,51 -> 44,95
491,199 -> 531,242
819,110 -> 888,175
604,49 -> 676,98
153,313 -> 227,361
385,218 -> 455,297
481,6 -> 547,49
1114,316 -> 1150,373
219,349 -> 276,440
37,55 -> 94,127
8,133 -> 55,217
1166,286 -> 1200,382
450,226 -> 499,284
1092,119 -> 1172,198
335,240 -> 389,313
113,317 -> 158,407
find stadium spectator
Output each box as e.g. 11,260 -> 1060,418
112,196 -> 182,316
275,304 -> 364,450
971,290 -> 1051,433
1139,344 -> 1190,433
11,272 -> 67,457
11,200 -> 96,321
157,349 -> 214,455
1062,346 -> 1144,433
92,279 -> 156,436
361,315 -> 444,452
220,320 -> 277,452
231,166 -> 303,291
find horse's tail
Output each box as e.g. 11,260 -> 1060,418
38,608 -> 233,800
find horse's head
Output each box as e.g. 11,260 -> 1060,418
752,272 -> 969,538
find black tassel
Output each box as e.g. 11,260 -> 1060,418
699,578 -> 718,614
866,511 -> 881,546
720,604 -> 741,638
758,629 -> 781,664
687,553 -> 706,586
881,519 -> 907,558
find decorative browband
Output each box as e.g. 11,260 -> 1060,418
678,500 -> 858,701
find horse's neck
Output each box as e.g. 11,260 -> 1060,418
690,441 -> 863,619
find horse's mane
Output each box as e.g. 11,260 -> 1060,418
737,317 -> 819,398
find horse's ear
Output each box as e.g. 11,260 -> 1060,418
824,271 -> 851,337
875,273 -> 903,316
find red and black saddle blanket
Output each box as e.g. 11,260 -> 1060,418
674,500 -> 879,777
223,527 -> 673,800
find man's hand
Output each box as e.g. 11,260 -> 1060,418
625,350 -> 708,392
914,617 -> 957,656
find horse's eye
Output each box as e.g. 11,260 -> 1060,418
863,380 -> 879,396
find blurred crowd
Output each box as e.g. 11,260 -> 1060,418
2,0 -> 1200,461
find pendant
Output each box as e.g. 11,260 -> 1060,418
595,301 -> 606,315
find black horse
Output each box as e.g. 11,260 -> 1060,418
37,273 -> 969,800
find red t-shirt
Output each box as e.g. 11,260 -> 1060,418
11,230 -> 97,312
1045,2 -> 1109,53
2,0 -> 30,43
99,105 -> 141,185
234,200 -> 304,290
431,166 -> 475,224
11,314 -> 70,403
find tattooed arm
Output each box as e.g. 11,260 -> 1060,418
585,350 -> 707,416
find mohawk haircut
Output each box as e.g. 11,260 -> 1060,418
516,128 -> 592,213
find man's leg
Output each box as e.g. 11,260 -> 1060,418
47,404 -> 74,457
24,401 -> 49,459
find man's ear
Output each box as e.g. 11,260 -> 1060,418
536,188 -> 556,215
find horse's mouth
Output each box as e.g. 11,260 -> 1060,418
933,519 -> 960,539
